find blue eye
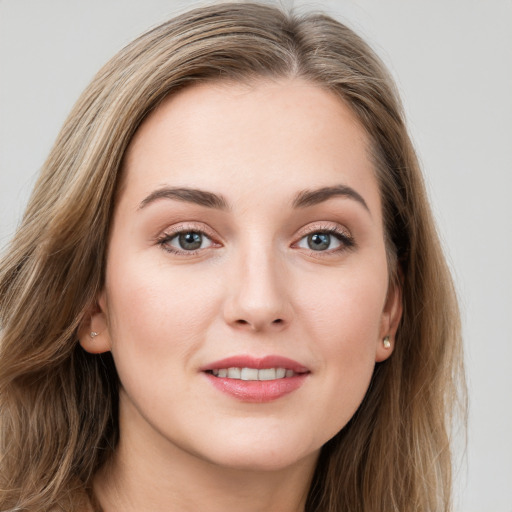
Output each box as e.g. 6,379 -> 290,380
307,233 -> 333,251
297,232 -> 341,251
161,231 -> 213,252
296,229 -> 353,252
177,232 -> 203,250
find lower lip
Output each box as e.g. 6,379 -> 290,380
204,373 -> 308,403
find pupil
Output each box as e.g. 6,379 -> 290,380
179,232 -> 202,250
308,233 -> 330,251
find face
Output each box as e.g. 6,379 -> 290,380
81,79 -> 401,473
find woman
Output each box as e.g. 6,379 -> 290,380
0,2 -> 464,511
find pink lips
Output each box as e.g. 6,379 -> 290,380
201,355 -> 310,403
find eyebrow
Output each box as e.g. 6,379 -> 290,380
139,187 -> 229,210
292,185 -> 370,213
138,184 -> 369,214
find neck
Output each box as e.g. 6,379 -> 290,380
94,446 -> 316,512
93,397 -> 318,512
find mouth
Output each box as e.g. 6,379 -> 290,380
207,367 -> 302,380
201,355 -> 310,402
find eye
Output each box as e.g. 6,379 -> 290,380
297,232 -> 341,251
294,228 -> 354,253
159,230 -> 214,253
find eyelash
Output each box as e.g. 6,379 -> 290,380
156,224 -> 218,255
156,224 -> 354,256
293,225 -> 355,256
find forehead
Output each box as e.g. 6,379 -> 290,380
121,78 -> 380,213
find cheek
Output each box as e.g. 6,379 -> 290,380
294,263 -> 387,434
298,265 -> 387,351
102,257 -> 226,426
104,256 -> 221,367
309,275 -> 384,381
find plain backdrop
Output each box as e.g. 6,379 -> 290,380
1,0 -> 511,510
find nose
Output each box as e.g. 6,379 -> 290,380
223,246 -> 292,332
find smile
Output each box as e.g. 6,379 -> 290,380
201,355 -> 310,402
208,367 -> 298,380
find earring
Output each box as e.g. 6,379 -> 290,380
90,331 -> 99,338
383,335 -> 391,349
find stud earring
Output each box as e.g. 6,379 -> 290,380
383,335 -> 391,349
90,331 -> 99,338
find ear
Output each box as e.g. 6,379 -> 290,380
78,291 -> 112,354
375,278 -> 403,363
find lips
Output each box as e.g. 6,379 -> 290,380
201,355 -> 310,402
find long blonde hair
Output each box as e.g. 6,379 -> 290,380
0,3 -> 464,511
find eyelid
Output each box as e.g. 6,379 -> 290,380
293,222 -> 353,241
291,222 -> 355,253
155,222 -> 222,254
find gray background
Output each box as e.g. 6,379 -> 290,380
1,1 -> 511,510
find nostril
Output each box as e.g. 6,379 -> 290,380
235,319 -> 249,325
272,319 -> 283,324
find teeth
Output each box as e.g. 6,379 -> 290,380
210,367 -> 296,381
227,367 -> 241,379
241,368 -> 259,381
258,368 -> 276,381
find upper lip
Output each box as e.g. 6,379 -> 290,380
200,355 -> 309,373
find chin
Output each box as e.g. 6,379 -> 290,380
209,450 -> 317,473
193,433 -> 321,473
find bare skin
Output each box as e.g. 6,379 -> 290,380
80,78 -> 401,512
